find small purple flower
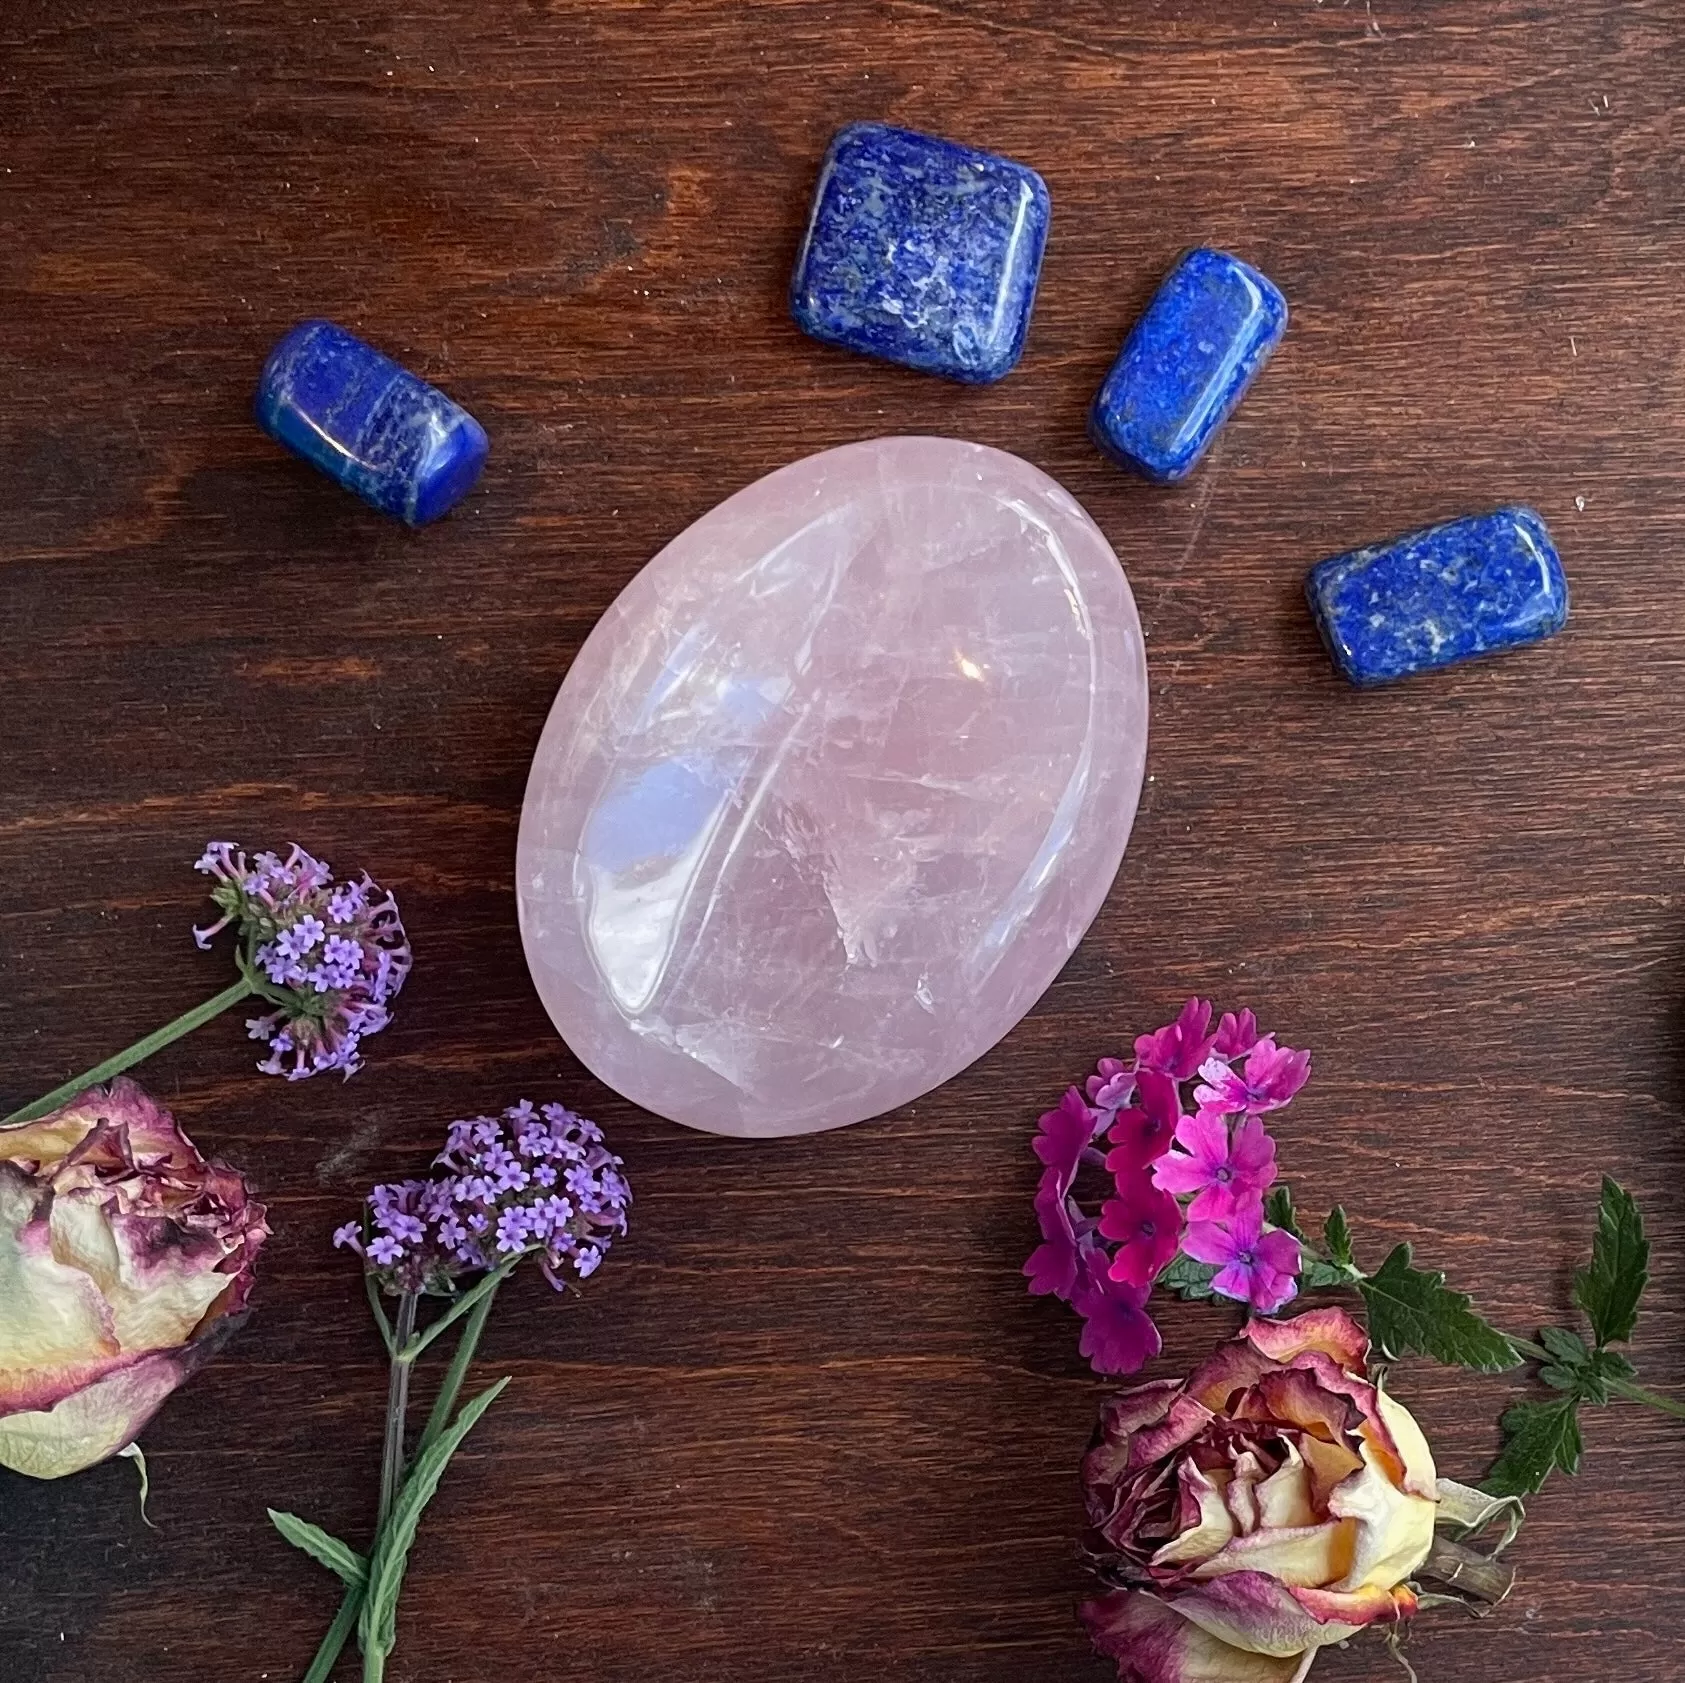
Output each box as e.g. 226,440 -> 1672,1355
341,1098 -> 631,1296
1194,1036 -> 1311,1119
196,841 -> 412,1082
1023,1089 -> 1105,1303
1151,1112 -> 1278,1223
1070,1247 -> 1161,1377
1025,1179 -> 1084,1301
1182,1205 -> 1300,1314
1212,1008 -> 1260,1061
1098,1172 -> 1183,1289
1084,1057 -> 1135,1116
1133,998 -> 1219,1082
1103,1070 -> 1183,1175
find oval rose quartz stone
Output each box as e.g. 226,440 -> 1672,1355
516,437 -> 1148,1136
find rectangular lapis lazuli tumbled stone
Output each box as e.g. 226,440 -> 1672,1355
1306,507 -> 1569,687
255,320 -> 488,525
1090,248 -> 1287,483
790,121 -> 1050,384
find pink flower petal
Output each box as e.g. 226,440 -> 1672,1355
1085,1057 -> 1135,1113
1137,1069 -> 1182,1128
1257,1228 -> 1302,1275
1211,1262 -> 1258,1304
1101,1179 -> 1184,1288
1247,1265 -> 1299,1315
1175,1110 -> 1231,1170
1135,998 -> 1218,1080
1023,1177 -> 1080,1300
1223,1200 -> 1266,1250
1181,1220 -> 1238,1268
1151,1151 -> 1213,1198
1071,1249 -> 1161,1376
1183,1180 -> 1253,1224
1032,1087 -> 1098,1186
1106,1105 -> 1176,1173
1213,1008 -> 1260,1060
1228,1116 -> 1278,1177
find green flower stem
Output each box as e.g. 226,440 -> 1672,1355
360,1291 -> 420,1683
415,1275 -> 505,1461
1507,1335 -> 1685,1420
301,1585 -> 363,1683
399,1261 -> 517,1366
295,1277 -> 511,1681
1,977 -> 257,1127
377,1293 -> 419,1534
364,1276 -> 396,1360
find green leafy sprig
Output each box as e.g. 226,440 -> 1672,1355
1486,1178 -> 1683,1494
269,1278 -> 515,1683
1169,1176 -> 1683,1496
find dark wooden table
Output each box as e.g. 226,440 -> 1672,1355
4,3 -> 1683,1679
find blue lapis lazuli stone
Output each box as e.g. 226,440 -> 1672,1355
1306,507 -> 1569,687
790,121 -> 1050,384
255,320 -> 488,525
1090,247 -> 1287,483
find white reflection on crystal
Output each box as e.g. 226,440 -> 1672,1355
965,497 -> 1097,985
582,753 -> 745,1015
577,501 -> 862,1020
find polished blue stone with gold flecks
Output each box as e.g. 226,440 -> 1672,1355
255,320 -> 488,525
790,122 -> 1050,384
1306,507 -> 1569,686
1090,247 -> 1287,482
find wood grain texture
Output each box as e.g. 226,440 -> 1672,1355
3,2 -> 1683,1678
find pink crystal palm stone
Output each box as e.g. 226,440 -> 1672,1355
516,437 -> 1149,1137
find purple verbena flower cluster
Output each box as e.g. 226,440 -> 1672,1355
1025,999 -> 1310,1377
334,1100 -> 631,1295
194,841 -> 411,1081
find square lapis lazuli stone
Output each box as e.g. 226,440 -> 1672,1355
255,320 -> 489,525
1306,507 -> 1569,687
790,122 -> 1050,384
1090,248 -> 1287,483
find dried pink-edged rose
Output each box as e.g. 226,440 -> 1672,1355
1080,1308 -> 1437,1683
0,1079 -> 268,1479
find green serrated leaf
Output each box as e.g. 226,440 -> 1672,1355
1324,1206 -> 1354,1270
1537,1325 -> 1590,1368
1537,1363 -> 1582,1392
1576,1347 -> 1637,1406
1263,1185 -> 1303,1239
268,1510 -> 369,1589
1300,1258 -> 1358,1292
1482,1396 -> 1584,1497
359,1377 -> 510,1662
1357,1245 -> 1521,1372
1573,1177 -> 1649,1349
1595,1348 -> 1634,1380
1160,1253 -> 1221,1301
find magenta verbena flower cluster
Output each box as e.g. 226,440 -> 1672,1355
1025,998 -> 1310,1376
195,841 -> 412,1081
335,1100 -> 631,1294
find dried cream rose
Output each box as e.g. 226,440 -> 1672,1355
1080,1308 -> 1438,1682
0,1079 -> 268,1478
